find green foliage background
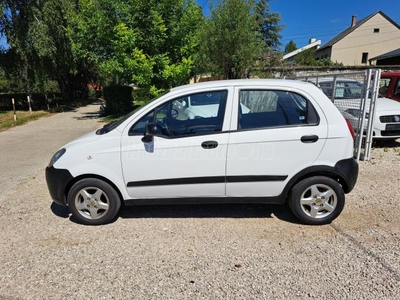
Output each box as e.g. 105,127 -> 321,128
0,0 -> 287,106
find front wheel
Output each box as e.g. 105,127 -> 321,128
67,178 -> 121,225
288,176 -> 345,225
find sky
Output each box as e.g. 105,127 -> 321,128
197,0 -> 400,50
1,1 -> 400,51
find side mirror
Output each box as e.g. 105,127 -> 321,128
141,122 -> 157,143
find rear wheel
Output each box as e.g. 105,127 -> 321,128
289,176 -> 345,225
67,178 -> 121,225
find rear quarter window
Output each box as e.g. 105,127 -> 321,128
238,90 -> 319,130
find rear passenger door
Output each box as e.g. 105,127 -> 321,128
226,87 -> 328,197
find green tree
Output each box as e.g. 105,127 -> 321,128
284,40 -> 297,54
296,49 -> 317,65
0,0 -> 89,102
70,0 -> 202,99
37,0 -> 89,101
1,0 -> 203,102
199,0 -> 262,79
0,0 -> 35,98
0,49 -> 25,93
295,48 -> 343,67
255,0 -> 283,50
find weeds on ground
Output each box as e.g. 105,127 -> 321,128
0,110 -> 50,131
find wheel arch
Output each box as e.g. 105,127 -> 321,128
281,165 -> 350,203
64,174 -> 124,207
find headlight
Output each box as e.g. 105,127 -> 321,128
345,108 -> 369,119
48,148 -> 66,167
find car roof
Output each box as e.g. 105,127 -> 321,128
170,79 -> 314,93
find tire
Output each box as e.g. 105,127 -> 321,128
288,176 -> 345,225
67,178 -> 121,225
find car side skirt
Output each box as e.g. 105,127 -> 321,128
124,196 -> 285,206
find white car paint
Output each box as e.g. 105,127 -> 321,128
47,79 -> 357,225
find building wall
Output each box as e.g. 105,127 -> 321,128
331,14 -> 400,65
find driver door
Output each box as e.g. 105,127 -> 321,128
120,88 -> 233,199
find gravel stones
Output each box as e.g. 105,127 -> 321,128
0,105 -> 399,299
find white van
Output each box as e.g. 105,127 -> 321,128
46,79 -> 358,225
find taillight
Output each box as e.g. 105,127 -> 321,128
345,119 -> 355,139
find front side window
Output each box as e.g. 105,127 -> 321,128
129,110 -> 154,135
129,90 -> 228,137
238,90 -> 318,130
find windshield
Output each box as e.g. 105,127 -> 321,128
97,91 -> 169,134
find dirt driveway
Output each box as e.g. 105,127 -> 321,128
0,104 -> 399,299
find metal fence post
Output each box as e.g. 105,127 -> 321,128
331,75 -> 337,103
12,98 -> 17,121
27,95 -> 32,113
364,69 -> 381,160
355,69 -> 372,160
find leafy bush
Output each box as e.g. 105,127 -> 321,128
103,85 -> 133,115
88,88 -> 103,99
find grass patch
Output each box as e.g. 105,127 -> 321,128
0,110 -> 50,131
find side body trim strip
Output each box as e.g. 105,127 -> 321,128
127,175 -> 288,187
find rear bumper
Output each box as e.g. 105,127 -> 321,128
45,166 -> 74,206
334,158 -> 358,193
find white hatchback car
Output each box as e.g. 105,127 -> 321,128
46,79 -> 358,225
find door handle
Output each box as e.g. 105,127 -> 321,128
201,140 -> 218,149
301,135 -> 319,143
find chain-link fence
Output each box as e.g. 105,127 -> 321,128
290,69 -> 381,161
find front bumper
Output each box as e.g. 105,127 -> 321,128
45,166 -> 74,206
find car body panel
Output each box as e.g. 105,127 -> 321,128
47,79 -> 357,210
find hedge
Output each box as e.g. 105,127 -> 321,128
103,85 -> 133,115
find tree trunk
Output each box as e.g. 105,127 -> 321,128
22,58 -> 32,110
57,77 -> 73,103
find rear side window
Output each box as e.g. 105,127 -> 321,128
238,90 -> 318,130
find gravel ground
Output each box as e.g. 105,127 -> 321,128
0,104 -> 399,299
